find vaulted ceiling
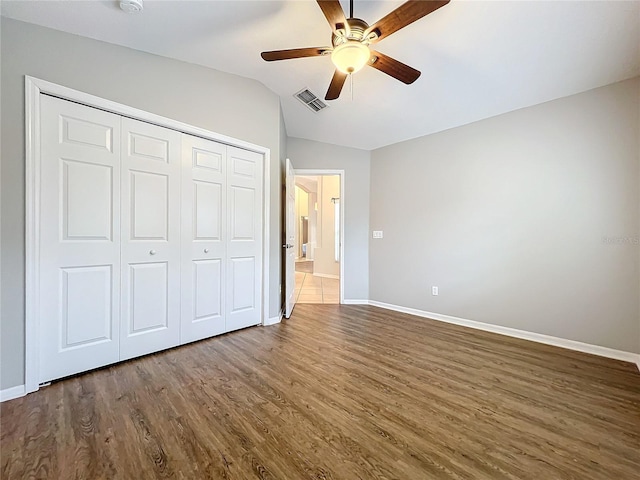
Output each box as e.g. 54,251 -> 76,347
2,1 -> 639,150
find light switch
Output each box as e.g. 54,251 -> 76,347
373,230 -> 383,239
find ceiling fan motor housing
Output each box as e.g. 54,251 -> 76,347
332,17 -> 376,46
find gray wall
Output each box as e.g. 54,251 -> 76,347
0,18 -> 285,390
287,137 -> 370,301
370,77 -> 640,354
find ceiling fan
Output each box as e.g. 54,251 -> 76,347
261,0 -> 450,101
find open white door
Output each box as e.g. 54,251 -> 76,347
284,158 -> 296,318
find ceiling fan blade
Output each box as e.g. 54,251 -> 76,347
261,47 -> 330,61
366,0 -> 450,43
317,0 -> 349,34
325,70 -> 348,100
369,50 -> 421,84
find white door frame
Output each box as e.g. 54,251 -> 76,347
293,169 -> 345,304
24,76 -> 271,394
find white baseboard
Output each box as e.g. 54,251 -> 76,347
263,311 -> 283,326
368,300 -> 640,370
1,384 -> 26,402
342,299 -> 370,305
312,273 -> 340,280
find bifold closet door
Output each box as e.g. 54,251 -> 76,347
226,146 -> 263,332
39,95 -> 122,383
120,117 -> 181,360
37,94 -> 265,382
181,135 -> 227,343
181,138 -> 264,339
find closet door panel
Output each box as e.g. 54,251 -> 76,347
194,180 -> 222,240
62,159 -> 113,240
39,95 -> 121,383
130,170 -> 169,240
120,118 -> 181,360
194,259 -> 223,318
225,146 -> 263,332
181,135 -> 227,343
229,257 -> 256,312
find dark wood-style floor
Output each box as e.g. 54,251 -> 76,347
2,305 -> 639,479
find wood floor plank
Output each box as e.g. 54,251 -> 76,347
2,304 -> 639,479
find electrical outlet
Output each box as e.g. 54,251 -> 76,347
373,230 -> 383,239
432,286 -> 438,296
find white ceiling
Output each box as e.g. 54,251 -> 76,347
2,0 -> 639,150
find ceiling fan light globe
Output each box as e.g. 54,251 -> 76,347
331,41 -> 370,75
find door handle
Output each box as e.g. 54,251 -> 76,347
282,244 -> 294,249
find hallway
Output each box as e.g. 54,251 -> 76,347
294,271 -> 339,304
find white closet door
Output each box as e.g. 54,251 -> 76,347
120,117 -> 181,360
226,146 -> 263,332
180,135 -> 226,343
39,95 -> 122,382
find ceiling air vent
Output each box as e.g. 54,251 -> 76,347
295,89 -> 328,113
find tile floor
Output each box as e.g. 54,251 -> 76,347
295,271 -> 340,304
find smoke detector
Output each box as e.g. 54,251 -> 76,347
120,0 -> 143,14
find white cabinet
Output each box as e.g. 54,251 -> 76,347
38,95 -> 264,383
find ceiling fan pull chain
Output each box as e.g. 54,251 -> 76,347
350,73 -> 353,101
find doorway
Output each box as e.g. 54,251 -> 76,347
294,174 -> 341,304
